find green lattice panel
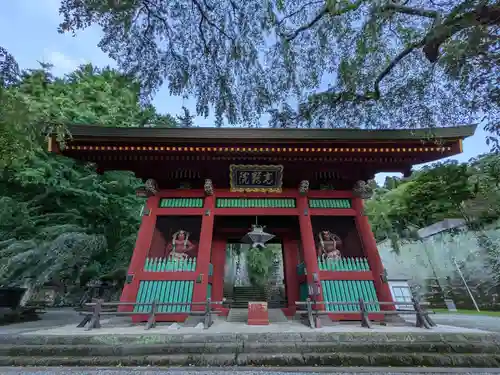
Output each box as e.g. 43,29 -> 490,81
207,283 -> 212,300
321,280 -> 380,312
144,257 -> 197,272
159,198 -> 204,208
318,257 -> 370,271
216,198 -> 296,208
308,199 -> 351,208
134,280 -> 194,313
299,283 -> 309,302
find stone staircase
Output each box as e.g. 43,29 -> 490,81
227,308 -> 288,323
229,285 -> 287,309
231,286 -> 267,308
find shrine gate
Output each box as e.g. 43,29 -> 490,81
49,124 -> 476,323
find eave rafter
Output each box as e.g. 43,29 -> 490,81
63,152 -> 435,164
65,143 -> 453,154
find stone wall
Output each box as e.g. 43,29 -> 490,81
378,226 -> 500,310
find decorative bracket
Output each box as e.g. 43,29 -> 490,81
142,208 -> 151,216
299,180 -> 310,195
145,179 -> 159,195
304,209 -> 309,216
126,274 -> 134,284
204,179 -> 214,196
205,209 -> 211,216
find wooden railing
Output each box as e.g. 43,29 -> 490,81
295,297 -> 436,329
143,258 -> 214,275
77,298 -> 227,331
318,257 -> 370,271
297,257 -> 371,275
144,257 -> 196,271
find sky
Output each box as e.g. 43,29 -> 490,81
0,1 -> 491,185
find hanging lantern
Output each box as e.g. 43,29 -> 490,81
241,225 -> 275,249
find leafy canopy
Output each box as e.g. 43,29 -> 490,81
58,0 -> 498,138
365,153 -> 500,251
0,60 -> 177,297
0,57 -> 177,167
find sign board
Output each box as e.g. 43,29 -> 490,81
444,299 -> 457,312
229,164 -> 283,193
248,301 -> 269,325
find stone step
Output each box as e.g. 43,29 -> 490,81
0,334 -> 499,367
226,308 -> 248,323
268,308 -> 289,323
1,352 -> 500,367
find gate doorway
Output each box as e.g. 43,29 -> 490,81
223,238 -> 287,308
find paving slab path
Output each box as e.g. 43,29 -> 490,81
429,314 -> 500,333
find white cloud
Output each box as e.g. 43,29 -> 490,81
43,50 -> 87,76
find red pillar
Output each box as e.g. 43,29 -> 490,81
119,196 -> 159,311
210,237 -> 226,308
191,195 -> 215,311
352,197 -> 394,310
297,195 -> 324,306
282,237 -> 300,316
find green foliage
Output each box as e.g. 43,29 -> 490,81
0,55 -> 177,302
246,244 -> 282,287
176,106 -> 195,128
366,153 -> 500,252
57,0 -> 498,143
0,151 -> 143,291
0,56 -> 178,167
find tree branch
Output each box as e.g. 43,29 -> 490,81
306,3 -> 500,111
423,4 -> 500,62
191,0 -> 232,40
285,0 -> 364,41
284,7 -> 327,41
278,1 -> 324,27
302,38 -> 424,118
382,3 -> 440,19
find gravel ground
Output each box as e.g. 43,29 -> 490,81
2,368 -> 500,375
0,308 -> 80,335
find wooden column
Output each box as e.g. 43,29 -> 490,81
191,195 -> 215,311
297,195 -> 324,305
210,237 -> 227,311
119,195 -> 159,311
352,197 -> 395,311
282,236 -> 300,316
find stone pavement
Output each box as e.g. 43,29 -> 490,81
2,368 -> 500,375
0,312 -> 489,336
2,309 -> 498,337
424,314 -> 500,333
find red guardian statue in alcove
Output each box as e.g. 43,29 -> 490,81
166,230 -> 198,260
317,230 -> 343,260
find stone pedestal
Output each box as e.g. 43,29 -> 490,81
247,301 -> 269,325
